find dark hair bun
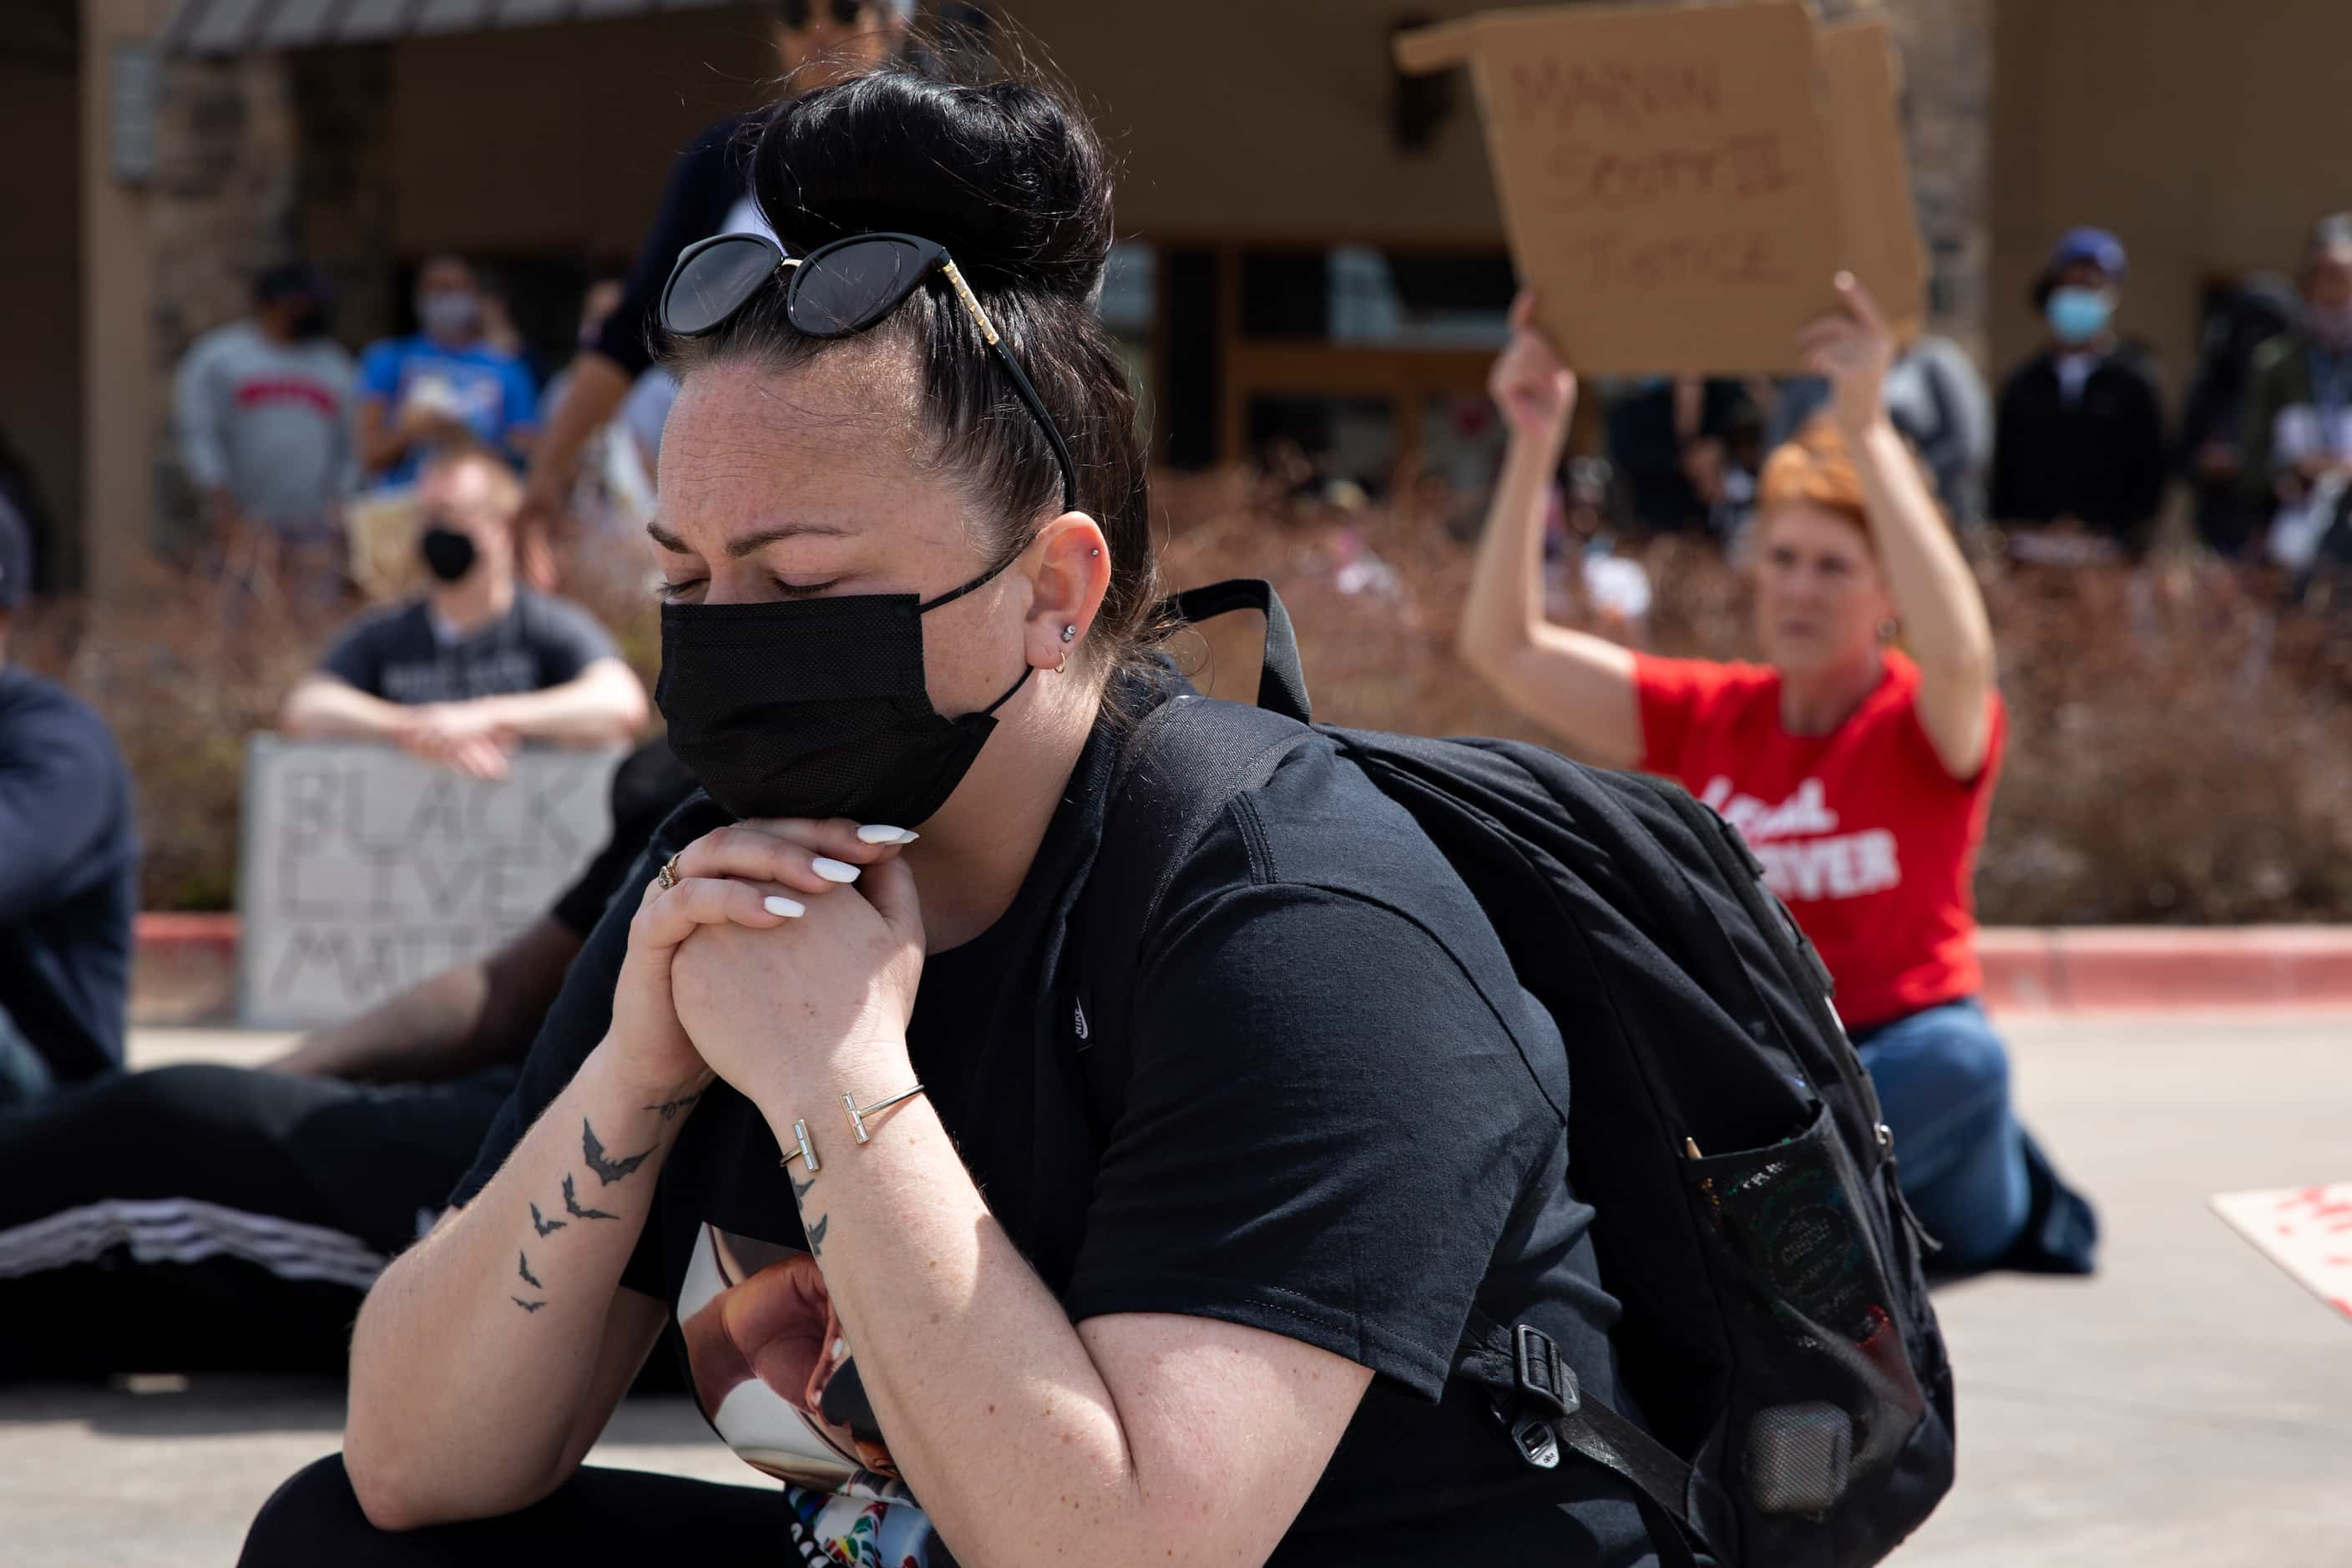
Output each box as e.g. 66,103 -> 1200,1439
751,70 -> 1112,303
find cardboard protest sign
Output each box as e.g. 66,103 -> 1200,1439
1396,1 -> 1926,373
1821,16 -> 1928,342
2212,1184 -> 2352,1324
237,737 -> 618,1028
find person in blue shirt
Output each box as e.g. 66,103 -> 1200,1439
356,255 -> 539,488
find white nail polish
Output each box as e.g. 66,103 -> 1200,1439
857,824 -> 919,845
810,857 -> 862,883
763,895 -> 806,918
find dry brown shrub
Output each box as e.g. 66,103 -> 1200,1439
13,555 -> 340,911
1154,481 -> 2352,926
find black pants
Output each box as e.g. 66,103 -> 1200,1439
0,1062 -> 512,1381
240,1454 -> 793,1565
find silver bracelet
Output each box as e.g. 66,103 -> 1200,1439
842,1082 -> 926,1145
776,1082 -> 927,1176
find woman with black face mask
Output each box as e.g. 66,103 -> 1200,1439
243,60 -> 1662,1568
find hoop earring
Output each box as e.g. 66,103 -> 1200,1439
1877,618 -> 1901,643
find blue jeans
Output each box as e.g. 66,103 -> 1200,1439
1850,998 -> 2031,1271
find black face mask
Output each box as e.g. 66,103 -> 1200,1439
655,559 -> 1034,826
419,526 -> 478,584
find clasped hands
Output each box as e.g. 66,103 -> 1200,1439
392,702 -> 518,780
609,818 -> 928,1120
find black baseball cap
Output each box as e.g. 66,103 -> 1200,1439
0,491 -> 31,612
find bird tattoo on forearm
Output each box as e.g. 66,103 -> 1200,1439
562,1173 -> 618,1222
582,1119 -> 653,1186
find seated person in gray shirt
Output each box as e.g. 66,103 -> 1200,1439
280,441 -> 648,779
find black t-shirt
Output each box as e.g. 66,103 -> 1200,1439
456,701 -> 1657,1565
0,668 -> 138,1085
318,592 -> 619,706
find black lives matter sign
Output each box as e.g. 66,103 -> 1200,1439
238,737 -> 619,1027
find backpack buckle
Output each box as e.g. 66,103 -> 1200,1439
1509,1411 -> 1562,1469
1513,1323 -> 1580,1418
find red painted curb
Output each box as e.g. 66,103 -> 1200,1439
131,913 -> 240,1026
134,912 -> 239,951
1979,927 -> 2352,1013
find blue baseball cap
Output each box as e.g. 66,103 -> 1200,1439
2046,227 -> 2127,284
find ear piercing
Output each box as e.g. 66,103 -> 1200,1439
1061,625 -> 1078,643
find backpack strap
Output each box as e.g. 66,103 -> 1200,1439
1456,1309 -> 1733,1568
1159,577 -> 1313,724
1070,690 -> 1314,1140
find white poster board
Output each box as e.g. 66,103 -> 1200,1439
238,736 -> 620,1029
2212,1184 -> 2352,1325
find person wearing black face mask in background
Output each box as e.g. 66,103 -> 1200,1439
171,262 -> 358,597
281,441 -> 647,780
355,255 -> 541,491
2242,213 -> 2352,591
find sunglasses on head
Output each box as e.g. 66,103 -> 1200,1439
661,230 -> 1078,513
776,0 -> 870,29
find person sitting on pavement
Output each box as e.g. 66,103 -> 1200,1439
278,441 -> 649,780
355,255 -> 539,490
1461,276 -> 2097,1279
0,502 -> 138,1107
242,64 -> 1667,1567
0,740 -> 697,1383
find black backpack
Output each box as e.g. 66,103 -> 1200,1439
1068,581 -> 1955,1568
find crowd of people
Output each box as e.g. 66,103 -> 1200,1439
1591,217 -> 2352,611
8,8 -> 2306,1564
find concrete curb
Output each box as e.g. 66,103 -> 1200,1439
130,916 -> 2352,1025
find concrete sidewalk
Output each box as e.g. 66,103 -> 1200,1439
3,1014 -> 2349,1564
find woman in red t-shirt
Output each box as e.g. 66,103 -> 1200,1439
1460,278 -> 2092,1273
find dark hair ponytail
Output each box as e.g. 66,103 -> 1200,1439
668,61 -> 1161,681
